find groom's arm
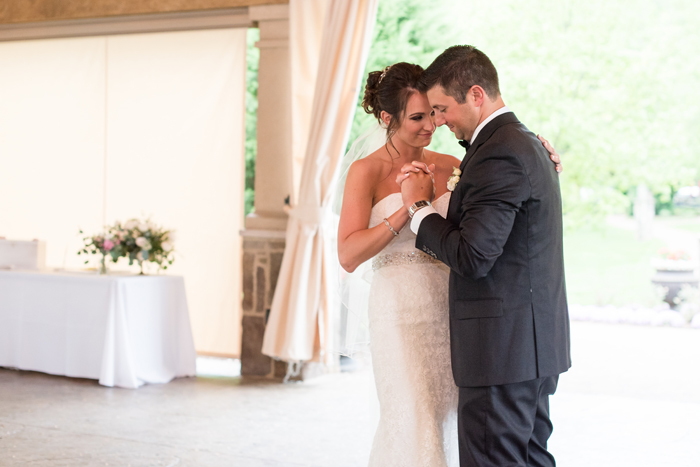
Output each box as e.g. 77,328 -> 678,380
415,149 -> 530,280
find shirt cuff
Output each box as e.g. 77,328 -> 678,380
410,206 -> 438,234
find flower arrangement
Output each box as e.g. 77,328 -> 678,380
118,218 -> 175,274
653,248 -> 695,271
658,248 -> 691,261
78,224 -> 126,274
447,167 -> 461,192
78,218 -> 175,275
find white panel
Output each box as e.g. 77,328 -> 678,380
0,37 -> 105,270
105,29 -> 246,356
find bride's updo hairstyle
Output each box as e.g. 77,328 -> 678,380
361,62 -> 425,145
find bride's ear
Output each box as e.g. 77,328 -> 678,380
380,110 -> 392,128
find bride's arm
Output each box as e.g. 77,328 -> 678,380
337,159 -> 410,273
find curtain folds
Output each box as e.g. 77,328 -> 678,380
261,0 -> 379,363
289,0 -> 329,206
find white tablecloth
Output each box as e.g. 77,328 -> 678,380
0,270 -> 196,388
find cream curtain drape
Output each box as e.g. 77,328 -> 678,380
289,0 -> 329,206
0,29 -> 247,357
261,0 -> 379,363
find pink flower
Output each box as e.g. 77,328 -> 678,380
103,239 -> 115,251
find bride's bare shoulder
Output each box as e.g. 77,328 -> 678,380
348,147 -> 390,181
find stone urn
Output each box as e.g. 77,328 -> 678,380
651,259 -> 699,308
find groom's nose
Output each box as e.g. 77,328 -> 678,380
434,113 -> 446,127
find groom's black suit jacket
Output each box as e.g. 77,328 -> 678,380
416,112 -> 571,388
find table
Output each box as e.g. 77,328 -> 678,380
0,270 -> 196,388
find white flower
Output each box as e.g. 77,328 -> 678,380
161,241 -> 173,252
138,222 -> 149,232
167,231 -> 176,242
447,166 -> 461,192
124,219 -> 138,230
136,237 -> 147,247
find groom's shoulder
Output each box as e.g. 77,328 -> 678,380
489,120 -> 542,154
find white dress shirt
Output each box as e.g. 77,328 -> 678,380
409,106 -> 512,234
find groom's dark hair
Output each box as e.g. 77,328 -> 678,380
419,45 -> 500,103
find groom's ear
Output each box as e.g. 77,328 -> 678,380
468,85 -> 486,107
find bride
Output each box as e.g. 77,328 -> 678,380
336,62 -> 561,466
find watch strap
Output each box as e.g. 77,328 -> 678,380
408,200 -> 432,218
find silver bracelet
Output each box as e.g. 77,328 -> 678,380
383,218 -> 399,236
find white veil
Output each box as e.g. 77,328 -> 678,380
331,122 -> 387,358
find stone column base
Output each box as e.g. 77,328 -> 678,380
240,228 -> 338,381
240,230 -> 285,379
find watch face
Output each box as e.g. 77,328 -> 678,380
409,200 -> 431,217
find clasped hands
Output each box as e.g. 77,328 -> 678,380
396,162 -> 435,211
396,135 -> 563,211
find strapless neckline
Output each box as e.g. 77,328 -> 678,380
372,191 -> 451,210
368,191 -> 451,259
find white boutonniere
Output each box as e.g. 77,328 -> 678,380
447,167 -> 461,191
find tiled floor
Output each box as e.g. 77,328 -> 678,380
1,321 -> 699,466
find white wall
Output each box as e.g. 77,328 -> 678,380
0,28 -> 246,356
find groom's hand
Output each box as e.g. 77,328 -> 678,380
397,162 -> 435,210
396,161 -> 436,187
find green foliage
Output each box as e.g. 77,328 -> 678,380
349,0 -> 466,157
245,28 -> 260,216
243,0 -> 700,227
448,0 -> 700,228
346,0 -> 700,229
563,223 -> 665,306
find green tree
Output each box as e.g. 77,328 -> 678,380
453,0 -> 700,227
244,28 -> 259,216
349,0 -> 465,157
347,0 -> 700,228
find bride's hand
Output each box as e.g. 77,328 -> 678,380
396,161 -> 436,186
538,135 -> 562,173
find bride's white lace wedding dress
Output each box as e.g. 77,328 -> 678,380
366,192 -> 458,467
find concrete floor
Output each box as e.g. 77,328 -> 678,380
1,321 -> 699,467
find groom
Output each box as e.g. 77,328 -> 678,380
400,46 -> 571,466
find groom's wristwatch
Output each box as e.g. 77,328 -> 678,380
408,200 -> 432,218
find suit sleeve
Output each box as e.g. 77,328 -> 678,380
416,150 -> 530,280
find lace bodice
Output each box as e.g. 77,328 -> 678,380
365,191 -> 458,467
368,192 -> 451,256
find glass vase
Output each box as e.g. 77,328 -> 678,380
99,255 -> 108,275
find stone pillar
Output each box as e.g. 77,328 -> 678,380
634,184 -> 655,241
241,4 -> 291,379
246,4 -> 292,231
240,231 -> 289,378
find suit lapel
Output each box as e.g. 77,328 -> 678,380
448,112 -> 521,222
458,112 -> 520,172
